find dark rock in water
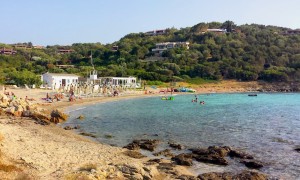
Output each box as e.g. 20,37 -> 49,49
123,150 -> 146,159
190,146 -> 231,158
198,172 -> 234,180
123,142 -> 140,150
77,115 -> 85,120
189,148 -> 209,155
228,149 -> 254,159
123,139 -> 160,151
294,146 -> 300,152
208,146 -> 231,157
189,146 -> 231,165
153,149 -> 174,157
233,170 -> 267,180
104,134 -> 114,139
176,175 -> 198,180
241,160 -> 264,169
168,142 -> 184,150
74,125 -> 80,129
198,171 -> 267,180
194,154 -> 228,165
79,132 -> 97,138
64,126 -> 73,130
171,153 -> 193,166
139,139 -> 160,151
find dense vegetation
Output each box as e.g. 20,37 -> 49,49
1,21 -> 300,86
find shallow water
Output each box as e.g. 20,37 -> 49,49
65,93 -> 300,179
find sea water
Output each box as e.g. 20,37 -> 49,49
65,93 -> 300,179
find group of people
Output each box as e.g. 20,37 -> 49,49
4,88 -> 17,101
192,95 -> 205,105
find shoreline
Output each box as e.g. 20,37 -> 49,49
1,81 -> 296,179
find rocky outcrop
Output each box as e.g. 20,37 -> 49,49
50,109 -> 68,124
198,170 -> 267,180
168,142 -> 184,150
198,172 -> 234,180
123,139 -> 160,151
117,163 -> 159,180
123,150 -> 146,159
153,149 -> 174,157
171,153 -> 193,166
240,160 -> 264,169
190,146 -> 231,165
228,149 -> 254,159
0,93 -> 68,125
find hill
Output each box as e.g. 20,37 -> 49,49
0,21 -> 299,86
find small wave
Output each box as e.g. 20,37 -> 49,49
66,107 -> 87,113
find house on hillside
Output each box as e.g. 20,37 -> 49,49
283,29 -> 300,35
42,73 -> 79,89
58,49 -> 74,54
145,29 -> 166,36
152,42 -> 190,54
205,29 -> 227,34
0,48 -> 17,55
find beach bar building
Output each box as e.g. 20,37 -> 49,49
42,73 -> 79,89
97,76 -> 139,88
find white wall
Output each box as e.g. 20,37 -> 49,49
42,74 -> 78,90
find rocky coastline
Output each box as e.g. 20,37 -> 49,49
0,85 -> 299,179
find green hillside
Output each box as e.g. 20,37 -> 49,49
1,21 -> 300,86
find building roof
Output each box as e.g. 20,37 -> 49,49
42,73 -> 80,77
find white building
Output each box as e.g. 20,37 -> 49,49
152,42 -> 190,54
145,29 -> 166,36
42,73 -> 79,89
97,76 -> 140,88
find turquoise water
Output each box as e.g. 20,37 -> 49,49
65,93 -> 300,179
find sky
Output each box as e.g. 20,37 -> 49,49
1,0 -> 300,46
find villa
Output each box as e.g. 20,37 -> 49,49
0,48 -> 17,55
152,42 -> 190,54
205,29 -> 227,34
145,29 -> 166,36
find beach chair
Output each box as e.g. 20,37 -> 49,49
25,84 -> 30,90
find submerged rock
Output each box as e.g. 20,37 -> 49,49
64,126 -> 73,130
228,149 -> 254,159
294,146 -> 300,153
240,160 -> 264,169
168,142 -> 184,150
77,115 -> 85,120
153,149 -> 174,157
79,132 -> 97,138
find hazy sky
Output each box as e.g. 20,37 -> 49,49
1,0 -> 299,46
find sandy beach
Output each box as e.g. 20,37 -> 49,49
0,86 -> 197,180
0,80 -> 288,179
